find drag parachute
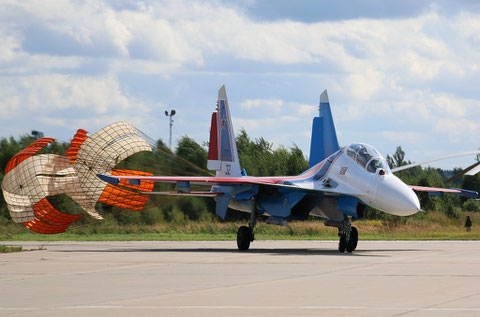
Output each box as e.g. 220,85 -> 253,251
1,122 -> 154,234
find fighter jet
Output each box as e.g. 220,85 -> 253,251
98,86 -> 478,252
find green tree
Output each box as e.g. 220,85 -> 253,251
236,129 -> 308,176
176,136 -> 208,170
286,144 -> 309,175
462,174 -> 480,197
386,146 -> 410,169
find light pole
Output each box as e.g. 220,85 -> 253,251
31,130 -> 44,140
165,109 -> 176,150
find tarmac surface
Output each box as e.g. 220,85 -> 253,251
1,240 -> 480,316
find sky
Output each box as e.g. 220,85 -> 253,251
1,0 -> 480,170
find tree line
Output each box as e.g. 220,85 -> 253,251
0,133 -> 479,227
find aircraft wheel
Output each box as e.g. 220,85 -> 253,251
237,226 -> 252,251
346,227 -> 358,253
338,234 -> 346,253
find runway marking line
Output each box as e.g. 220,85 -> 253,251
3,305 -> 478,311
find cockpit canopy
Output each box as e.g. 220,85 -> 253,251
346,143 -> 390,174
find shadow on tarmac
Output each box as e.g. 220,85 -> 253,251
54,246 -> 430,257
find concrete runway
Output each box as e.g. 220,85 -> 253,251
1,240 -> 480,316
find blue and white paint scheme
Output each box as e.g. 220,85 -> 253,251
98,85 -> 480,253
309,90 -> 339,167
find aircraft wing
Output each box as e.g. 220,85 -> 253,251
447,161 -> 480,183
391,151 -> 480,173
97,174 -> 364,197
99,174 -> 281,186
409,185 -> 478,198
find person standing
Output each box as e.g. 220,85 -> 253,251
465,216 -> 472,232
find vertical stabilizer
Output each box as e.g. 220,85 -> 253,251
309,89 -> 339,167
207,85 -> 242,177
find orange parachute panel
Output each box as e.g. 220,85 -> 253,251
98,184 -> 150,210
33,198 -> 83,225
23,217 -> 70,234
4,137 -> 56,175
64,129 -> 88,163
112,169 -> 154,192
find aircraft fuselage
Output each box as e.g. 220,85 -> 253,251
226,143 -> 420,221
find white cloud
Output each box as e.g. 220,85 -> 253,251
109,58 -> 182,75
240,99 -> 318,118
240,98 -> 283,114
2,0 -> 480,85
381,131 -> 425,145
38,116 -> 67,127
234,115 -> 299,132
298,104 -> 317,116
1,0 -> 480,164
432,95 -> 467,117
0,32 -> 21,62
344,67 -> 385,101
119,7 -> 203,64
0,74 -> 148,118
434,118 -> 478,136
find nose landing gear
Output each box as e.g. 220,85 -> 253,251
326,217 -> 359,253
339,226 -> 358,253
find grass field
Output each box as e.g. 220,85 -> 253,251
0,245 -> 22,253
1,212 -> 479,241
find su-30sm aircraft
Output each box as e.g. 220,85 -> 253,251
99,86 -> 478,253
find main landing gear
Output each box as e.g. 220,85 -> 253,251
237,200 -> 257,251
326,217 -> 358,253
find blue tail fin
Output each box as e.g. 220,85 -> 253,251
309,89 -> 339,167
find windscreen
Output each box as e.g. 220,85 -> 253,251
346,143 -> 390,174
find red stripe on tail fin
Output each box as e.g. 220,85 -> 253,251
208,112 -> 219,161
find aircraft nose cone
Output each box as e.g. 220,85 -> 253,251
374,175 -> 420,216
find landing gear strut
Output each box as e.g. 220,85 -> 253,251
325,217 -> 359,253
237,199 -> 257,251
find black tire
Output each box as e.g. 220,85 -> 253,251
237,226 -> 252,251
338,234 -> 346,253
346,227 -> 358,253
